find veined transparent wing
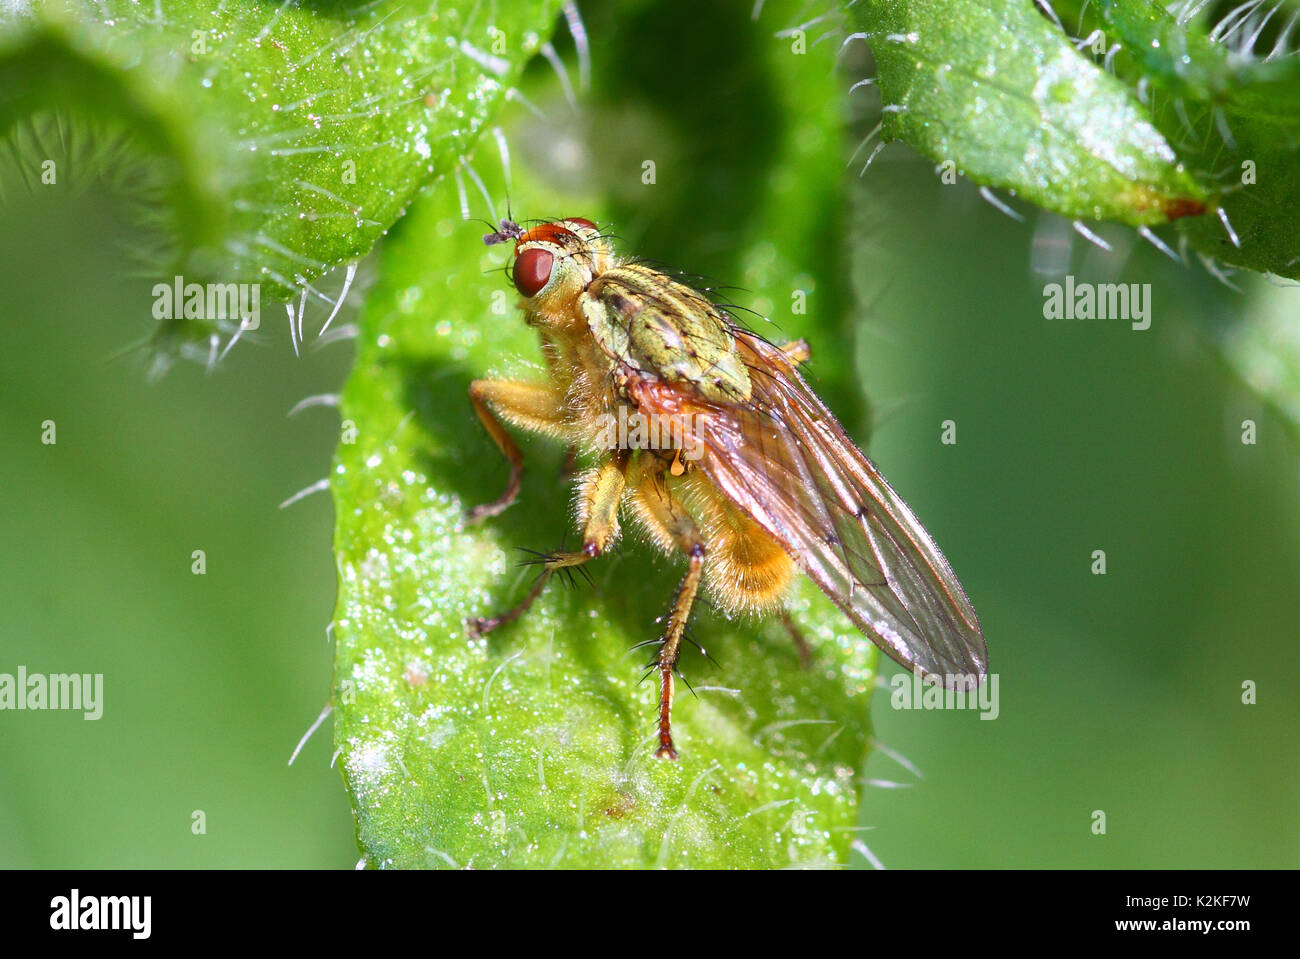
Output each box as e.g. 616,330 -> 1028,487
628,329 -> 986,688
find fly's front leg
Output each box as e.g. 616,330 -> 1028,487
629,458 -> 706,760
466,452 -> 627,637
466,379 -> 566,522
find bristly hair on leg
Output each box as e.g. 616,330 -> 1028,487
681,628 -> 721,669
675,665 -> 699,700
514,546 -> 552,566
628,636 -> 667,654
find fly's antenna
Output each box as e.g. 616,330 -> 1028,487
482,194 -> 524,246
483,219 -> 525,246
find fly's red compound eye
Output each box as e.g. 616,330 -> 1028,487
512,248 -> 554,297
567,217 -> 598,232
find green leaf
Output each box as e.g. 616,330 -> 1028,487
852,0 -> 1209,225
330,1 -> 883,868
1059,0 -> 1300,277
0,0 -> 563,311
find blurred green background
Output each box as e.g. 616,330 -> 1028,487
1,0 -> 1298,868
0,184 -> 358,867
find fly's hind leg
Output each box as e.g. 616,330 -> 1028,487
466,452 -> 627,637
629,457 -> 706,760
466,379 -> 567,523
778,610 -> 812,669
655,545 -> 705,760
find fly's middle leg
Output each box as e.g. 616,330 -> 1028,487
466,452 -> 626,637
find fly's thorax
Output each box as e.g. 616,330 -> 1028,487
582,264 -> 752,405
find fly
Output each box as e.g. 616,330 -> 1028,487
467,217 -> 986,759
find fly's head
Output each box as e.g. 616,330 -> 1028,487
484,217 -> 612,327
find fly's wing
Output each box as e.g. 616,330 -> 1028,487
630,329 -> 986,688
